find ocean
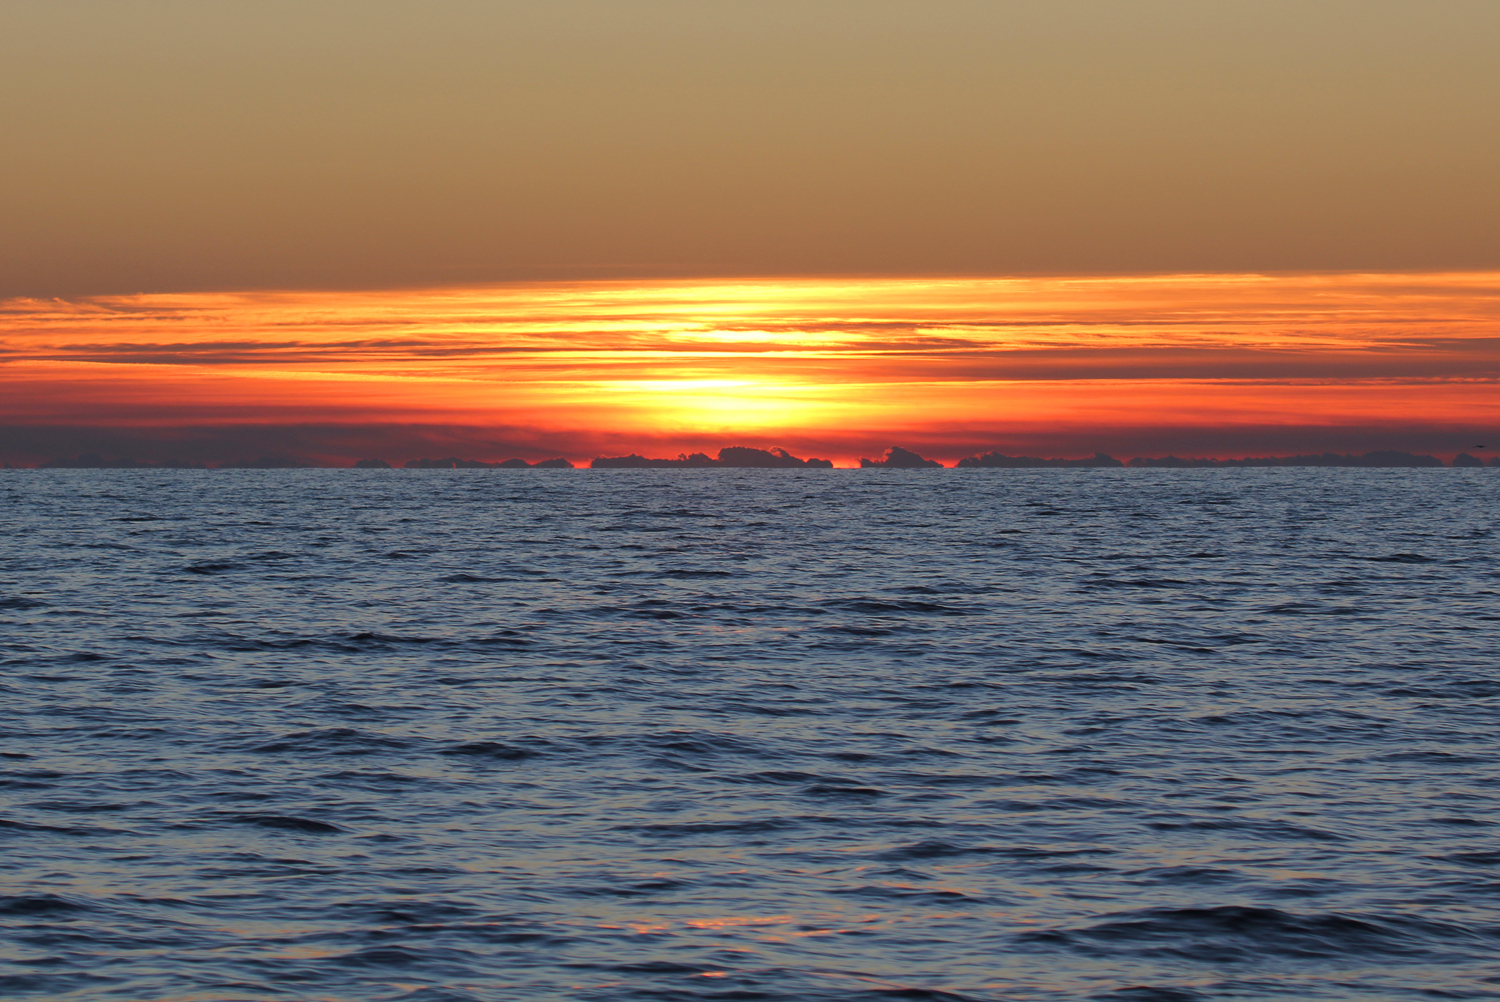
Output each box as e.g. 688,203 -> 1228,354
2,469 -> 1496,1001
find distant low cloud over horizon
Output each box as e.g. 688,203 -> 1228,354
2,1 -> 1499,297
3,273 -> 1497,467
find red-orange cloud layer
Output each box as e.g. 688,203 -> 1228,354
3,273 -> 1498,466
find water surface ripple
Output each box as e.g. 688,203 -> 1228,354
1,469 -> 1497,1001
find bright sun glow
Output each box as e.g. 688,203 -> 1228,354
3,273 -> 1498,465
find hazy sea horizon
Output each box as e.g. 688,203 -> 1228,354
16,444 -> 1497,470
2,469 -> 1497,1001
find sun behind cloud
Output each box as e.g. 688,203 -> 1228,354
3,272 -> 1498,466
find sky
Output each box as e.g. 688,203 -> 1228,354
2,1 -> 1498,464
4,273 -> 1498,466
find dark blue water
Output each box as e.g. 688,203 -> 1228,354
2,469 -> 1497,1001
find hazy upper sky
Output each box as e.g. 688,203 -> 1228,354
4,0 -> 1499,296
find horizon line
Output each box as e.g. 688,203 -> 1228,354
19,445 -> 1496,472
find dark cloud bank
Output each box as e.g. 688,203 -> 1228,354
591,447 -> 832,469
21,445 -> 1498,471
5,421 -> 1497,470
860,447 -> 1497,469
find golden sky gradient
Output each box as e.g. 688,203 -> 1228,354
4,273 -> 1497,466
3,2 -> 1499,296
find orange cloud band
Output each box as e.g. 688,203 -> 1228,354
3,272 -> 1497,466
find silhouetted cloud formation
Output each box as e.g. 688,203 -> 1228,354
956,452 -> 1122,468
718,447 -> 833,468
402,457 -> 574,469
592,453 -> 716,469
860,447 -> 943,469
591,447 -> 832,469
